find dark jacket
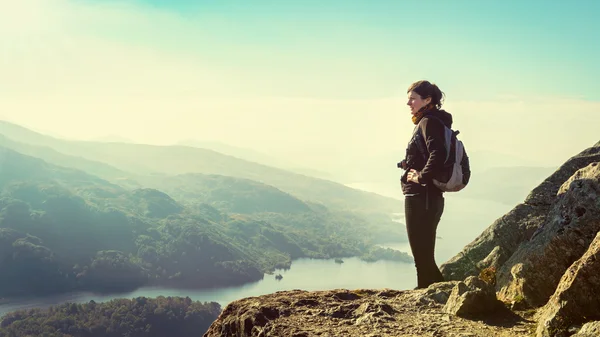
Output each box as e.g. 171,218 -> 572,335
401,108 -> 453,196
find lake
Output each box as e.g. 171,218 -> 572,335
0,184 -> 513,318
0,257 -> 418,317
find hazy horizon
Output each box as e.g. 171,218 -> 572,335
1,0 -> 599,178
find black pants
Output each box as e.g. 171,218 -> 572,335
405,193 -> 445,289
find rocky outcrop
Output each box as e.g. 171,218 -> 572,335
496,162 -> 600,307
535,231 -> 600,337
441,203 -> 548,281
441,142 -> 600,281
571,321 -> 600,337
203,287 -> 534,337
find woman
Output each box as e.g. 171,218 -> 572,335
399,80 -> 452,289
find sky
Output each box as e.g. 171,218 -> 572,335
1,0 -> 599,177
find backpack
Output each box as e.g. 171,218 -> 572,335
415,116 -> 471,192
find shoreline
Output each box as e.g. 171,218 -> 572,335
0,250 -> 414,318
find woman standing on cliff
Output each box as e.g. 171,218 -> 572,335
398,80 -> 452,289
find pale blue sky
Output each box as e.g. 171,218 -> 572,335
91,0 -> 600,100
1,0 -> 598,172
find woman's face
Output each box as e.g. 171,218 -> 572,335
406,91 -> 431,116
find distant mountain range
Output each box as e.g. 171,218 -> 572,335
0,120 -> 411,299
0,120 -> 398,213
91,134 -> 137,143
175,139 -> 338,181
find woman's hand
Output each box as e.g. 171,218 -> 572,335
407,169 -> 420,184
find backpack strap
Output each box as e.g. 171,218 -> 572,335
418,115 -> 457,164
414,115 -> 443,161
414,127 -> 428,162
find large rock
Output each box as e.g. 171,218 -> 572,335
444,276 -> 503,318
571,321 -> 600,337
496,162 -> 600,307
417,281 -> 459,305
441,142 -> 600,282
535,232 -> 600,337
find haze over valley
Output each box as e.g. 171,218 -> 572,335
1,0 -> 599,336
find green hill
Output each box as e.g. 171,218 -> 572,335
136,173 -> 312,214
0,147 -> 410,298
0,134 -> 140,188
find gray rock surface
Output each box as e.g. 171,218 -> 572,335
496,162 -> 600,307
440,203 -> 548,281
418,281 -> 459,305
571,321 -> 600,337
444,276 -> 503,318
535,231 -> 600,337
202,288 -> 533,337
441,142 -> 600,284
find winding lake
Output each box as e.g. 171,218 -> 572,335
0,186 -> 512,318
0,257 -> 417,317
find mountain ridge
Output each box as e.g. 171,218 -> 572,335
0,120 -> 399,213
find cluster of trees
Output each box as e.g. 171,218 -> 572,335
0,148 -> 410,298
0,296 -> 221,337
0,192 -> 264,297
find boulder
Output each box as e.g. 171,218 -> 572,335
444,276 -> 503,318
571,321 -> 600,337
496,162 -> 600,307
417,281 -> 459,305
535,231 -> 600,337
